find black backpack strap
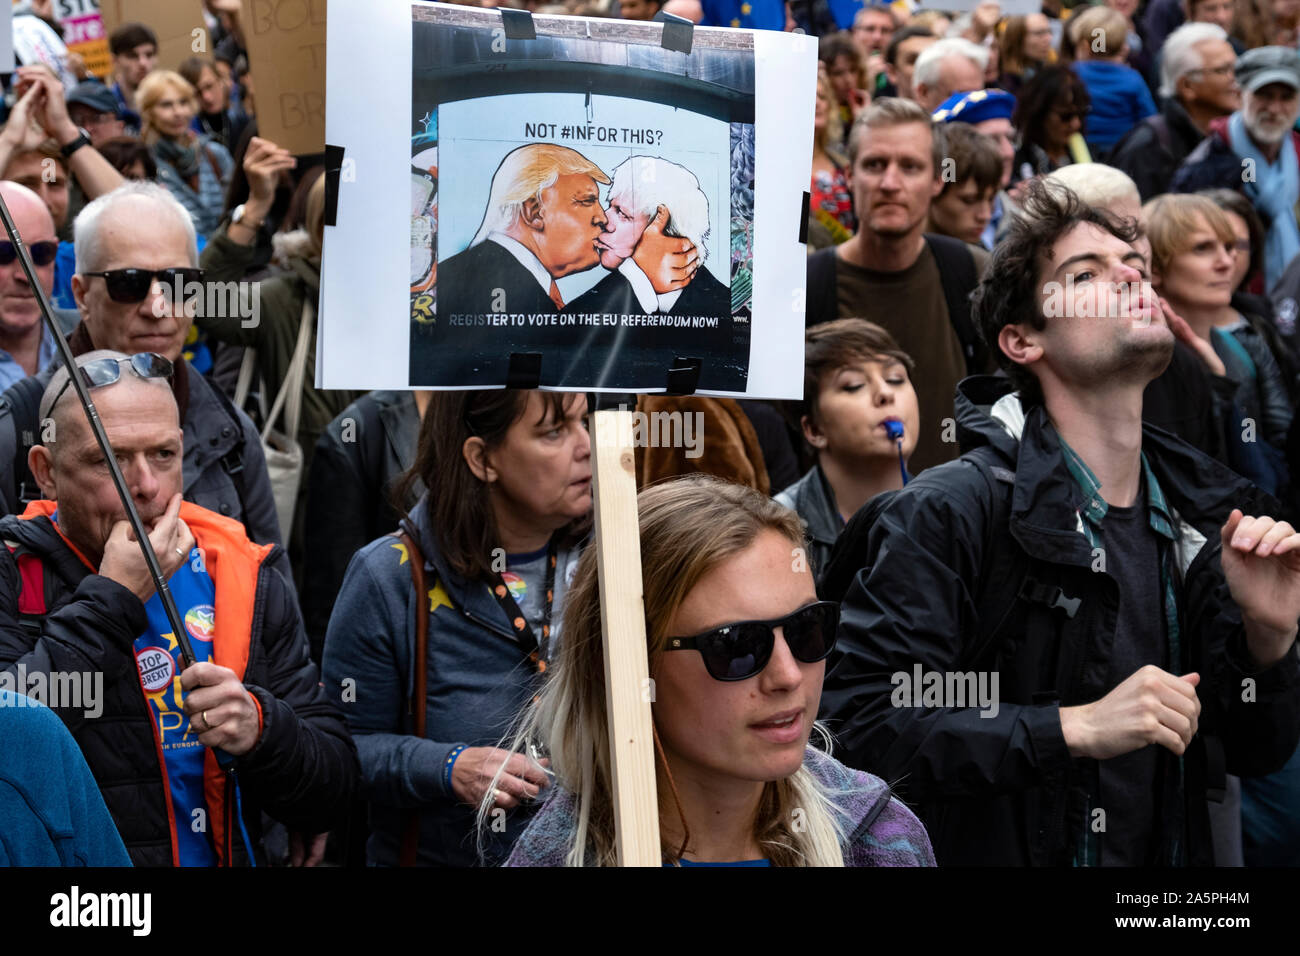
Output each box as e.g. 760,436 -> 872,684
805,247 -> 839,329
1,375 -> 50,511
956,448 -> 1026,669
924,233 -> 986,376
206,381 -> 251,521
1148,113 -> 1172,154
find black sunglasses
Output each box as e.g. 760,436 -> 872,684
82,267 -> 204,304
50,352 -> 174,411
666,601 -> 840,682
0,240 -> 58,267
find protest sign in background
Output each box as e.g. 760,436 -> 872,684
936,0 -> 1042,16
53,0 -> 111,77
239,0 -> 326,156
0,5 -> 13,74
12,14 -> 75,86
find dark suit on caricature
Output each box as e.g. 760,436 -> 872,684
436,236 -> 561,317
411,143 -> 611,385
566,260 -> 731,317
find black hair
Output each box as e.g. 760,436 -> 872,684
884,25 -> 935,66
109,23 -> 157,57
971,179 -> 1139,407
1011,64 -> 1090,154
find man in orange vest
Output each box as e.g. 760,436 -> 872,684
0,350 -> 357,866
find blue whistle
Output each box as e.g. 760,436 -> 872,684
884,419 -> 905,441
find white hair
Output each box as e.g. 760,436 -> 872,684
913,37 -> 989,91
1046,163 -> 1140,209
74,181 -> 198,276
607,156 -> 711,264
1159,23 -> 1229,99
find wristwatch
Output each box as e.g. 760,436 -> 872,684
59,127 -> 91,158
231,203 -> 264,230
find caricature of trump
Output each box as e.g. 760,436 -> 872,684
437,143 -> 612,315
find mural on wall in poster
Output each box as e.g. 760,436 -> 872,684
408,6 -> 756,393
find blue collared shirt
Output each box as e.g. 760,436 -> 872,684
0,322 -> 56,391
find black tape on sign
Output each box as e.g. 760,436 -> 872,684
507,352 -> 543,389
501,8 -> 536,39
799,191 -> 811,244
587,391 -> 633,413
653,10 -> 694,54
665,357 -> 702,395
323,144 -> 345,226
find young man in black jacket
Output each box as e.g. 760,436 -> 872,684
821,181 -> 1300,866
0,354 -> 357,865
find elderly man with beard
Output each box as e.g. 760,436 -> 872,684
820,180 -> 1300,866
1173,46 -> 1300,290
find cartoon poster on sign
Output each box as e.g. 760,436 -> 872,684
321,1 -> 814,399
408,8 -> 753,392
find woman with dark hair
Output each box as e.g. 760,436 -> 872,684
321,390 -> 593,866
997,13 -> 1054,95
776,319 -> 919,581
1011,64 -> 1092,177
178,55 -> 248,152
95,136 -> 157,180
1204,188 -> 1270,302
819,32 -> 869,137
1203,188 -> 1300,397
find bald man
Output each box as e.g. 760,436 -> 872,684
0,351 -> 358,866
0,183 -> 75,390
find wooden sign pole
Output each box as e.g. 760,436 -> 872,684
590,406 -> 661,866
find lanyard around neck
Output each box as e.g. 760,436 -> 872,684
489,539 -> 558,672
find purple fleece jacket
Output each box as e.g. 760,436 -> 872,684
504,744 -> 936,866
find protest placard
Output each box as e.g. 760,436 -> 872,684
98,0 -> 206,74
53,0 -> 112,78
239,0 -> 326,156
935,0 -> 1042,17
322,0 -> 815,867
12,14 -> 75,87
321,0 -> 813,400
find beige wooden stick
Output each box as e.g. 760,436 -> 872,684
590,407 -> 660,866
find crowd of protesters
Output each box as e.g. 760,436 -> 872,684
0,0 -> 1298,869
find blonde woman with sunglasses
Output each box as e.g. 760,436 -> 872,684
484,475 -> 935,867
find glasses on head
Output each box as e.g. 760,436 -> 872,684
81,267 -> 203,304
50,352 -> 174,412
0,240 -> 58,268
665,601 -> 840,682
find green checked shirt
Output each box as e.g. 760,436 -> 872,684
1058,435 -> 1186,866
